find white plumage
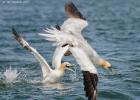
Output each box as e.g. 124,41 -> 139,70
12,28 -> 72,83
61,18 -> 88,36
39,2 -> 111,100
39,26 -> 99,73
39,25 -> 102,67
69,47 -> 97,74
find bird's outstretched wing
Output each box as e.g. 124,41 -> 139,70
65,2 -> 86,20
12,28 -> 52,78
69,47 -> 98,100
39,26 -> 80,47
82,71 -> 98,100
61,2 -> 88,35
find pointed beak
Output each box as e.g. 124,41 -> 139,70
66,63 -> 75,68
65,67 -> 75,73
65,63 -> 75,73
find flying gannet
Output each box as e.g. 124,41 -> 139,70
39,2 -> 112,100
40,2 -> 111,69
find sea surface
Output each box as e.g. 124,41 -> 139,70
0,0 -> 140,100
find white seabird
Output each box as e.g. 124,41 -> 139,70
11,28 -> 73,83
39,2 -> 111,100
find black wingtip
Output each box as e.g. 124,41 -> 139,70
65,1 -> 74,7
65,1 -> 75,9
82,71 -> 98,100
12,27 -> 16,35
11,27 -> 21,38
11,27 -> 32,51
65,2 -> 86,20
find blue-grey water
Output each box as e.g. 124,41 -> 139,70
0,0 -> 140,100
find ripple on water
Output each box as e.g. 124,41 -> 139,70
0,0 -> 140,100
99,90 -> 134,100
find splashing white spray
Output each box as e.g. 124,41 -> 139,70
3,66 -> 20,83
69,66 -> 77,82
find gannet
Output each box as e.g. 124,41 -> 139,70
40,2 -> 111,69
11,28 -> 73,83
39,2 -> 112,100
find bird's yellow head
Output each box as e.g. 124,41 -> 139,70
99,59 -> 111,69
59,62 -> 74,73
59,62 -> 72,70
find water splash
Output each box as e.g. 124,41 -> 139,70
3,66 -> 20,83
69,66 -> 77,82
107,67 -> 118,75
